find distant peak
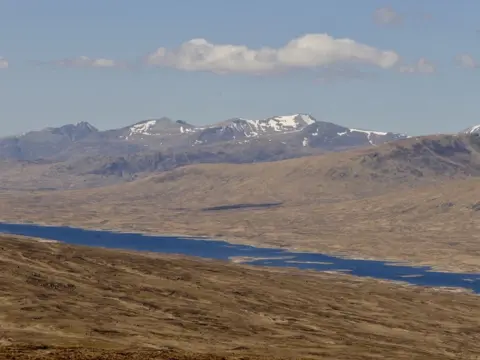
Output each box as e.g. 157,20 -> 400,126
74,121 -> 98,131
126,117 -> 195,138
464,125 -> 480,134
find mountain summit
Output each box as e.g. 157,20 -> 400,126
49,121 -> 99,141
463,125 -> 480,135
124,117 -> 196,139
192,114 -> 316,144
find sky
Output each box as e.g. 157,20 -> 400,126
0,0 -> 479,136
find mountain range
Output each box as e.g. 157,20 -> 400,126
0,114 -> 409,161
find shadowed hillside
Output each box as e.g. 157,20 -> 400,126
47,133 -> 480,185
2,133 -> 480,191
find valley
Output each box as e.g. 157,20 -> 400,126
1,131 -> 479,272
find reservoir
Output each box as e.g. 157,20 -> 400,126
1,222 -> 479,293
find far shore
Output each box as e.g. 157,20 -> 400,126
1,219 -> 479,275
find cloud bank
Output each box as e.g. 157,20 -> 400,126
398,58 -> 436,74
373,6 -> 432,27
0,57 -> 8,69
26,33 -> 441,79
52,56 -> 120,68
144,33 -> 400,75
373,7 -> 403,26
456,54 -> 478,69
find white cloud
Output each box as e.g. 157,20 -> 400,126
145,33 -> 400,75
0,57 -> 8,69
455,54 -> 478,69
54,56 -> 120,68
373,7 -> 403,26
398,58 -> 436,74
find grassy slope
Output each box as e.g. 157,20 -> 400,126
1,235 -> 480,360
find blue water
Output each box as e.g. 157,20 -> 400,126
1,222 -> 479,293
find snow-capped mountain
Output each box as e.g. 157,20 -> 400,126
192,114 -> 317,144
0,113 -> 410,162
227,114 -> 316,135
217,114 -> 315,135
107,113 -> 407,149
299,121 -> 409,149
463,125 -> 480,135
123,117 -> 196,139
191,114 -> 409,148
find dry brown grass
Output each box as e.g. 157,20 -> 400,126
1,235 -> 480,359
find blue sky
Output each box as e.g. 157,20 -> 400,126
0,0 -> 479,136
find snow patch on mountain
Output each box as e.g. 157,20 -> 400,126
349,128 -> 388,145
265,114 -> 316,129
339,128 -> 408,145
126,118 -> 196,139
464,125 -> 480,134
349,129 -> 388,136
180,126 -> 194,133
218,114 -> 316,137
129,120 -> 158,136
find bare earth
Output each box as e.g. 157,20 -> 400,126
1,151 -> 479,273
1,235 -> 480,359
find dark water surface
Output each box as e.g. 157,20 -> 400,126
1,222 -> 479,293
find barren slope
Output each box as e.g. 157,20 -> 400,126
1,235 -> 480,359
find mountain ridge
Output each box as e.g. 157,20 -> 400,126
0,113 -> 410,164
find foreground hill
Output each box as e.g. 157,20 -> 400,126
2,134 -> 480,272
1,235 -> 479,359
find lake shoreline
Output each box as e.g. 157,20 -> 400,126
3,219 -> 476,275
4,232 -> 476,297
0,221 -> 479,295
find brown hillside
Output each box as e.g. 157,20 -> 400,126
1,235 -> 480,359
1,133 -> 480,192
